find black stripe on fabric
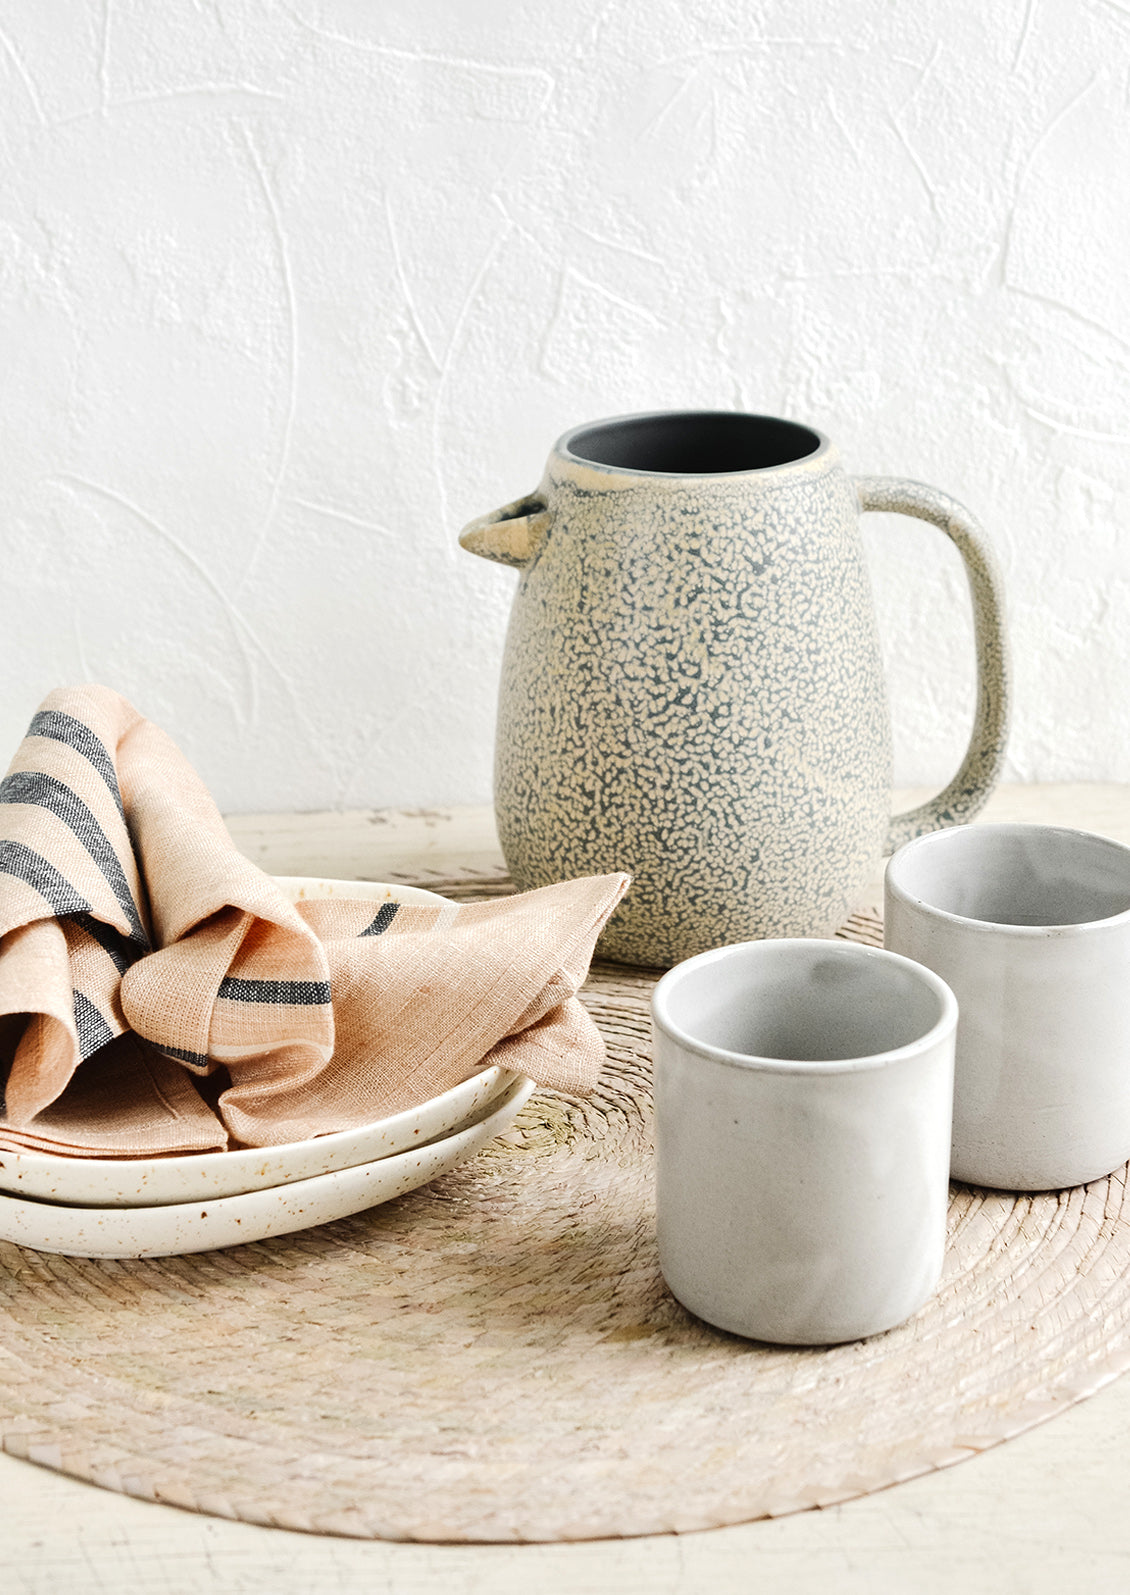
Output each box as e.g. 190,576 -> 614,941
72,990 -> 114,1060
157,1042 -> 211,1070
27,710 -> 126,820
67,912 -> 137,974
216,976 -> 332,1006
359,901 -> 399,938
0,839 -> 92,918
0,769 -> 148,946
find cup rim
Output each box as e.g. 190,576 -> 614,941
554,409 -> 831,481
885,822 -> 1130,936
650,937 -> 958,1075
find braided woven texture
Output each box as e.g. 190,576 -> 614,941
1,888 -> 1129,1542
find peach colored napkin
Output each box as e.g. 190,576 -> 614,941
0,686 -> 628,1156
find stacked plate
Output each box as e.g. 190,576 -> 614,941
0,878 -> 535,1260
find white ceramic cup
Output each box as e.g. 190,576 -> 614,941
885,823 -> 1130,1191
650,939 -> 957,1346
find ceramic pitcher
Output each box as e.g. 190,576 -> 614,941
460,410 -> 1009,966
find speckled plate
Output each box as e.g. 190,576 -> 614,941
0,1073 -> 535,1259
0,878 -> 518,1208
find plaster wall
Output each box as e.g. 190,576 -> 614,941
0,0 -> 1126,812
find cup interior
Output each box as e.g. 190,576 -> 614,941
889,825 -> 1130,928
562,412 -> 822,476
655,941 -> 948,1065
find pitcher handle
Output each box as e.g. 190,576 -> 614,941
459,491 -> 553,569
854,476 -> 1010,854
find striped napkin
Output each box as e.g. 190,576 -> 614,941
0,686 -> 629,1157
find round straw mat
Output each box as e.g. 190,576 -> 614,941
2,888 -> 1130,1542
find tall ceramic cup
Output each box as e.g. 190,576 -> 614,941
461,411 -> 1009,966
651,938 -> 958,1344
886,823 -> 1130,1190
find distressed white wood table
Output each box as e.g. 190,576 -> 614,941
4,786 -> 1130,1595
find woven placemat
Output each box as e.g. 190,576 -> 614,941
2,886 -> 1130,1542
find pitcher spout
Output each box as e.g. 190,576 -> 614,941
459,492 -> 553,569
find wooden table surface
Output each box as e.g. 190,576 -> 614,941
4,786 -> 1130,1594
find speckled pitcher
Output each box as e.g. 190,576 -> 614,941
460,411 -> 1009,966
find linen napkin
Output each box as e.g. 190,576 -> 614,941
0,686 -> 628,1156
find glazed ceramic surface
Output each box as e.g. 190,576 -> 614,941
272,876 -> 447,905
886,824 -> 1130,1190
461,411 -> 1009,966
650,938 -> 957,1345
0,880 -> 518,1207
0,1066 -> 516,1208
0,1074 -> 535,1259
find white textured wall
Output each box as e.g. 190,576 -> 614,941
1,1 -> 1127,812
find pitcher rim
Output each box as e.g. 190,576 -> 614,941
554,409 -> 832,482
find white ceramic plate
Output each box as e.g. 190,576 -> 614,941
0,1074 -> 535,1259
0,878 -> 516,1208
0,1065 -> 516,1208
